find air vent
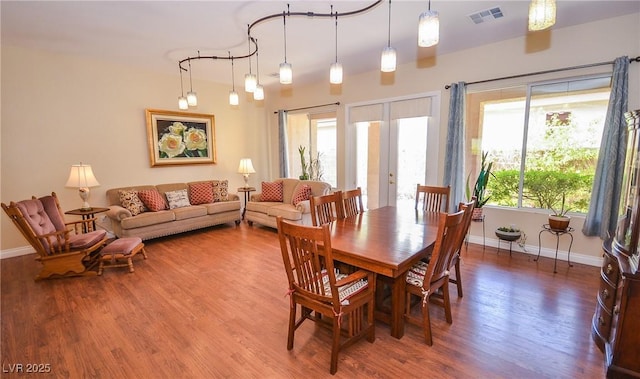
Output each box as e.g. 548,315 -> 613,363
468,7 -> 504,24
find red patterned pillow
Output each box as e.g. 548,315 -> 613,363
189,182 -> 214,205
138,189 -> 168,212
261,181 -> 283,202
291,184 -> 312,206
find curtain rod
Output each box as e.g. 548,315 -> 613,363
445,56 -> 640,89
274,102 -> 340,114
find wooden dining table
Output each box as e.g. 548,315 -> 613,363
327,206 -> 441,339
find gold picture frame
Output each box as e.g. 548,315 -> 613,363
145,109 -> 216,167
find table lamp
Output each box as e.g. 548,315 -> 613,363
65,163 -> 100,210
237,158 -> 256,188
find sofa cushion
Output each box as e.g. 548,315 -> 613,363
189,182 -> 214,205
246,201 -> 280,214
212,180 -> 229,202
165,189 -> 191,209
172,205 -> 207,221
120,210 -> 175,229
291,183 -> 312,206
119,190 -> 147,216
138,189 -> 168,211
203,201 -> 241,214
261,181 -> 283,202
267,204 -> 303,221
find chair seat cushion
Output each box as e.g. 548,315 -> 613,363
69,230 -> 107,250
406,260 -> 428,287
322,269 -> 369,305
101,237 -> 143,256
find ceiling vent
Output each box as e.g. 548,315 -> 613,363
468,7 -> 504,24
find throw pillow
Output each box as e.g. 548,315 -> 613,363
212,180 -> 229,202
189,182 -> 214,205
165,189 -> 191,209
138,189 -> 168,212
261,181 -> 283,202
119,190 -> 147,216
291,184 -> 312,206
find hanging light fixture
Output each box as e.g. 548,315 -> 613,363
279,10 -> 293,84
253,39 -> 264,101
244,36 -> 257,92
528,0 -> 556,31
178,66 -> 188,110
418,0 -> 439,47
186,59 -> 197,107
381,0 -> 396,72
329,7 -> 343,84
229,52 -> 239,106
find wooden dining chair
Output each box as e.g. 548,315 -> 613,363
448,199 -> 475,298
276,216 -> 376,375
404,209 -> 466,345
415,184 -> 450,212
310,191 -> 344,226
342,187 -> 364,217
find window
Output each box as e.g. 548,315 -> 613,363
286,112 -> 337,187
466,74 -> 611,213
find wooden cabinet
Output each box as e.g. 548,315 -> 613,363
592,110 -> 640,378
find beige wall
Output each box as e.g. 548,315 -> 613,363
2,13 -> 639,265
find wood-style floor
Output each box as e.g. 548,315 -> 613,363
1,221 -> 606,378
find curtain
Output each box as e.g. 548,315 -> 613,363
277,110 -> 289,178
582,56 -> 630,239
443,82 -> 466,212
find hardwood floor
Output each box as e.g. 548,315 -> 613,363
1,222 -> 606,378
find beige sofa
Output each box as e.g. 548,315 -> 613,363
245,178 -> 331,228
106,181 -> 241,240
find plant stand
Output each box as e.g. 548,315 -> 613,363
495,229 -> 522,256
535,224 -> 574,273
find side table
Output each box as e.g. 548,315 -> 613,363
535,224 -> 574,273
237,187 -> 256,220
65,207 -> 109,233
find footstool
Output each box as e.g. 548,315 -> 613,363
98,237 -> 147,275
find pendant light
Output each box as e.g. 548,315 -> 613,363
279,10 -> 293,84
528,0 -> 556,31
178,66 -> 188,110
253,39 -> 264,100
229,52 -> 239,106
244,36 -> 257,92
186,59 -> 197,107
418,0 -> 439,47
329,8 -> 343,84
380,0 -> 396,72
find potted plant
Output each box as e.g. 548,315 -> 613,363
495,226 -> 522,241
298,145 -> 309,180
548,193 -> 571,231
466,151 -> 494,220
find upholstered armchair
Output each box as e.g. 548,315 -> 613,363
2,192 -> 108,280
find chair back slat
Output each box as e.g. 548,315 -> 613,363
310,191 -> 345,226
342,187 -> 364,218
415,184 -> 450,212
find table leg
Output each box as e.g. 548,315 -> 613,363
389,276 -> 406,339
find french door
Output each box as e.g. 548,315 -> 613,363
347,93 -> 440,209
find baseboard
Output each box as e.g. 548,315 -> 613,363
467,236 -> 603,267
1,245 -> 35,260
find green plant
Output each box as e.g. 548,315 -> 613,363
549,192 -> 571,217
298,145 -> 309,180
466,151 -> 494,208
497,226 -> 520,233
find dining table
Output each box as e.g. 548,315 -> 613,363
327,206 -> 441,339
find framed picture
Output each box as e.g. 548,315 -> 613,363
145,109 -> 216,167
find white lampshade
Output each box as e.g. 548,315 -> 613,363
186,91 -> 198,107
178,95 -> 188,110
329,62 -> 343,84
253,84 -> 264,100
244,73 -> 257,93
238,158 -> 256,188
66,163 -> 100,210
229,90 -> 239,106
381,46 -> 397,72
418,10 -> 439,47
279,62 -> 292,84
528,0 -> 556,31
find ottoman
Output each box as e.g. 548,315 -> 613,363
98,237 -> 147,275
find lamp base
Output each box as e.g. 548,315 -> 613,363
79,188 -> 92,211
243,174 -> 250,188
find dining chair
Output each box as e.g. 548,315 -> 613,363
310,191 -> 345,226
404,209 -> 466,345
448,199 -> 476,298
415,184 -> 450,212
342,187 -> 364,217
276,216 -> 376,375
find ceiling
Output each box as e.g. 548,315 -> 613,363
2,1 -> 639,89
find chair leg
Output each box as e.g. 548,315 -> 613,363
422,299 -> 433,346
367,299 -> 375,343
330,316 -> 341,375
443,282 -> 452,324
455,259 -> 463,298
127,257 -> 134,273
287,305 -> 296,350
